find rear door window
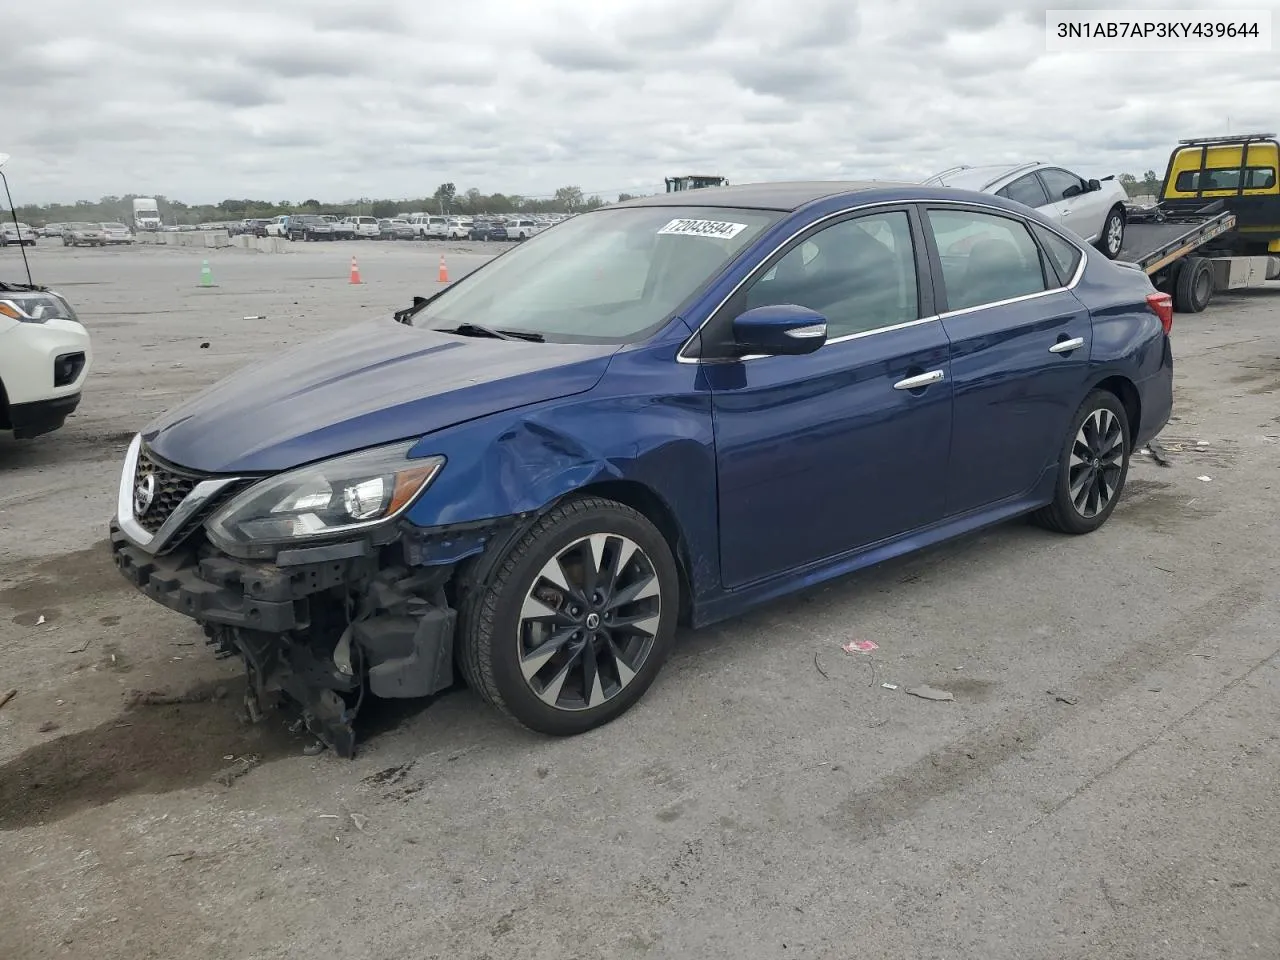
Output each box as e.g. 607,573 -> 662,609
926,209 -> 1048,311
997,174 -> 1051,209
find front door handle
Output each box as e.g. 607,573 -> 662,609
1049,336 -> 1085,354
893,370 -> 946,390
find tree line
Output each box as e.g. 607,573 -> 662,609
9,172 -> 1167,226
11,183 -> 648,227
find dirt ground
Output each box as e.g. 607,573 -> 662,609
2,241 -> 1279,960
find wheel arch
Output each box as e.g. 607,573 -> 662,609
1092,373 -> 1141,438
560,479 -> 694,626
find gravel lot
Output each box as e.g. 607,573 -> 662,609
2,241 -> 1279,960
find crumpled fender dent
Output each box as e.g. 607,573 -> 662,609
402,386 -> 721,613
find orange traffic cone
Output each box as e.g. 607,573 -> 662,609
349,256 -> 362,284
437,255 -> 449,283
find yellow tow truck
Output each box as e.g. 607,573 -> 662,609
1120,133 -> 1280,312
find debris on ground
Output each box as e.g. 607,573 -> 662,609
0,688 -> 16,710
1147,439 -> 1173,466
38,720 -> 59,733
1050,691 -> 1080,705
842,639 -> 879,654
65,639 -> 92,654
199,341 -> 211,348
881,683 -> 898,691
812,652 -> 830,679
302,741 -> 327,756
1197,475 -> 1212,482
905,684 -> 954,702
350,813 -> 368,832
124,688 -> 211,707
211,754 -> 260,787
35,614 -> 46,626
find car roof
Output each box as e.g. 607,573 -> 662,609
925,163 -> 1044,190
614,180 -> 920,212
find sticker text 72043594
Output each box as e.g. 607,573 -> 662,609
657,218 -> 749,240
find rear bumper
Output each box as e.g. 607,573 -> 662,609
1134,340 -> 1174,449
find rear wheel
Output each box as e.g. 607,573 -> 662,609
459,497 -> 679,735
1173,255 -> 1213,313
1098,206 -> 1125,259
1032,389 -> 1130,535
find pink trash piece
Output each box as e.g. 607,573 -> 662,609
842,640 -> 879,654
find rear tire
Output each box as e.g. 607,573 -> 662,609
1173,256 -> 1213,313
1032,389 -> 1131,535
1097,206 -> 1125,259
458,496 -> 679,736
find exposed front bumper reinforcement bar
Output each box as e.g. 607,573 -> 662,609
110,521 -> 459,757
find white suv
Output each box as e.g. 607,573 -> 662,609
0,282 -> 92,439
445,217 -> 473,239
409,214 -> 448,239
924,162 -> 1130,259
349,216 -> 380,239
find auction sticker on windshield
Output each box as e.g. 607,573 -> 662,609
657,218 -> 748,240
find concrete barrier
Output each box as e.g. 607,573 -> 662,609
135,230 -> 285,252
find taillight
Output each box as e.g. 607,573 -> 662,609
1146,291 -> 1173,335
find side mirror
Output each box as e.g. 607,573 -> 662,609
1087,178 -> 1101,192
732,304 -> 828,355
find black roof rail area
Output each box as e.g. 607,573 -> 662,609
1177,133 -> 1277,146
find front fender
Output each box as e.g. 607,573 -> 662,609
402,379 -> 719,604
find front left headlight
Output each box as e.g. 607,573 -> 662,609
205,441 -> 444,552
0,291 -> 79,324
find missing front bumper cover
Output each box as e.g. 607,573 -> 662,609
111,522 -> 460,757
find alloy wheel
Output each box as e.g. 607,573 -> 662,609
1106,214 -> 1123,255
1069,408 -> 1124,518
517,533 -> 661,711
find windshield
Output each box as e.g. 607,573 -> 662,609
414,205 -> 779,344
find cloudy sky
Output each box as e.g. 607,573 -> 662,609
4,0 -> 1278,205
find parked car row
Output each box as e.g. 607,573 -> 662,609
229,212 -> 571,242
22,222 -> 137,246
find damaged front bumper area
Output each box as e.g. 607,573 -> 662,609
110,521 -> 463,757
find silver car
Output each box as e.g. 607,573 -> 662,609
62,222 -> 107,247
0,221 -> 37,246
100,222 -> 135,244
924,162 -> 1131,259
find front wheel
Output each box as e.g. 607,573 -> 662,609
459,497 -> 680,735
1098,207 -> 1125,259
1031,389 -> 1130,535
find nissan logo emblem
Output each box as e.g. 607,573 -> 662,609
133,473 -> 156,516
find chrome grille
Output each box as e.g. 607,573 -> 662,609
133,448 -> 204,534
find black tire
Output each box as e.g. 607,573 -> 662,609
1173,255 -> 1213,313
458,496 -> 680,736
1032,389 -> 1131,535
1097,206 -> 1125,259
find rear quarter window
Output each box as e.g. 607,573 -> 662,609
1029,223 -> 1084,286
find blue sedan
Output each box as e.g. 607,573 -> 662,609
109,181 -> 1173,755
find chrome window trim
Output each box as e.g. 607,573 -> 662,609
675,196 -> 1088,365
115,433 -> 243,556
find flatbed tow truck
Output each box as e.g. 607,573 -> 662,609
1116,133 -> 1280,313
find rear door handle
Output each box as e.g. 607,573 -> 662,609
893,370 -> 946,390
1049,337 -> 1085,354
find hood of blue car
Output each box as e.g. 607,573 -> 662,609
143,319 -> 617,473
